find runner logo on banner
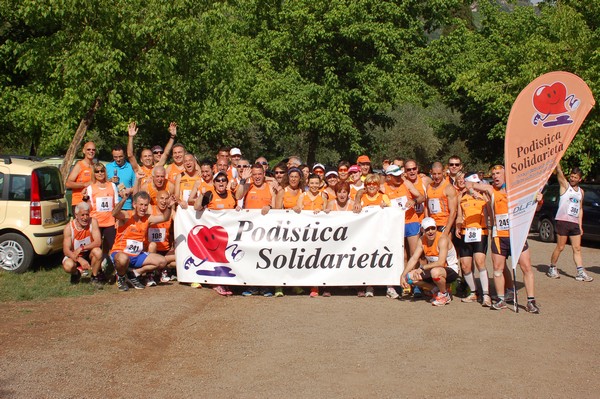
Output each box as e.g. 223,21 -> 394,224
505,71 -> 595,268
174,207 -> 405,286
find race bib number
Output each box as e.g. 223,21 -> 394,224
96,196 -> 113,212
464,227 -> 482,243
428,198 -> 441,214
148,228 -> 166,243
125,239 -> 143,255
74,236 -> 91,249
391,196 -> 407,208
182,189 -> 192,202
495,213 -> 510,231
414,202 -> 424,214
567,200 -> 580,217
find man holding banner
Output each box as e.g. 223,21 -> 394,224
469,166 -> 541,313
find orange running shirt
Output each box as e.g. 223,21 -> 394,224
111,211 -> 150,256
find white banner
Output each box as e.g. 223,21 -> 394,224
174,207 -> 405,286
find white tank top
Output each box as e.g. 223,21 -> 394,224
555,185 -> 582,223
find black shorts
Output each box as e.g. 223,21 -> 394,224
422,267 -> 459,284
491,236 -> 528,258
458,235 -> 489,258
556,220 -> 581,237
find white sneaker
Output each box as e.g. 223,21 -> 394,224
575,270 -> 593,282
365,286 -> 374,297
386,287 -> 399,299
546,266 -> 560,279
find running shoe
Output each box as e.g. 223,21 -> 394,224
292,287 -> 305,295
412,286 -> 423,300
526,300 -> 540,314
160,270 -> 170,283
146,274 -> 157,287
365,286 -> 374,297
117,275 -> 129,292
491,299 -> 507,310
309,287 -> 319,298
262,289 -> 274,297
482,294 -> 492,307
191,282 -> 202,289
432,292 -> 450,306
357,290 -> 366,297
242,287 -> 259,296
575,271 -> 594,282
70,270 -> 81,285
322,291 -> 331,297
546,266 -> 560,279
127,275 -> 145,290
170,273 -> 177,281
274,287 -> 284,297
386,287 -> 400,299
461,292 -> 478,303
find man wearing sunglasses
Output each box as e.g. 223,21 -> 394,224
446,155 -> 463,186
401,217 -> 460,306
66,141 -> 97,215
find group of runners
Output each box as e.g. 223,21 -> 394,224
61,122 -> 593,313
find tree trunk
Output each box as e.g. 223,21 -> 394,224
60,98 -> 102,182
306,130 -> 318,165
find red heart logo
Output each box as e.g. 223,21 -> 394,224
533,82 -> 567,115
187,225 -> 229,263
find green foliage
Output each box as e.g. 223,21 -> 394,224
415,0 -> 599,175
0,0 -> 597,176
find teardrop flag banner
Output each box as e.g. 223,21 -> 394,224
505,71 -> 595,269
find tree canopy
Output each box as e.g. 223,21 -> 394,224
1,0 -> 598,175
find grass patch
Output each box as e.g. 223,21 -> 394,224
0,254 -> 101,302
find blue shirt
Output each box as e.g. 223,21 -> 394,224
106,161 -> 135,210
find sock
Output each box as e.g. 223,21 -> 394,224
463,272 -> 477,292
479,269 -> 489,295
497,295 -> 505,301
550,263 -> 556,268
527,296 -> 535,302
576,266 -> 584,274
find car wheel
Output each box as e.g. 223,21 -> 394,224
0,233 -> 34,273
539,218 -> 555,243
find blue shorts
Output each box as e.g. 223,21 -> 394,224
110,251 -> 149,269
405,222 -> 421,238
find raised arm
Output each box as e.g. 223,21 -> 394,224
127,122 -> 141,172
157,122 -> 177,167
555,163 -> 569,195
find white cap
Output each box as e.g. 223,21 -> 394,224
421,217 -> 436,231
325,171 -> 339,178
230,147 -> 242,156
464,173 -> 481,183
385,164 -> 403,176
312,163 -> 325,171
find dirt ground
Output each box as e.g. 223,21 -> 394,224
1,237 -> 599,399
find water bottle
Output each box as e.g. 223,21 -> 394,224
113,168 -> 119,184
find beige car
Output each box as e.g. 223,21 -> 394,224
0,156 -> 68,273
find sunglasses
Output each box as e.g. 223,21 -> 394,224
94,170 -> 105,173
214,178 -> 228,183
274,171 -> 285,175
153,151 -> 163,155
239,165 -> 251,168
424,226 -> 436,232
405,167 -> 417,172
85,149 -> 96,152
449,163 -> 461,167
314,170 -> 324,174
366,182 -> 379,187
259,161 -> 268,165
338,167 -> 348,172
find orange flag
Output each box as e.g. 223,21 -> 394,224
505,72 -> 595,269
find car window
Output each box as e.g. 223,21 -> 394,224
35,167 -> 64,200
9,175 -> 30,200
583,189 -> 599,207
543,185 -> 560,203
0,172 -> 4,194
